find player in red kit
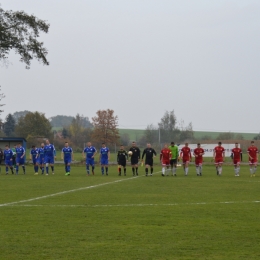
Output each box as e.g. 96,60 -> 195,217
213,142 -> 225,175
231,143 -> 242,177
247,141 -> 258,177
193,143 -> 205,176
160,144 -> 171,176
180,143 -> 192,176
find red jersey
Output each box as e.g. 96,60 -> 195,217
160,148 -> 171,160
193,148 -> 204,160
181,147 -> 191,159
247,146 -> 258,160
231,148 -> 242,161
214,146 -> 225,159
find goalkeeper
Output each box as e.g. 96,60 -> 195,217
168,142 -> 179,176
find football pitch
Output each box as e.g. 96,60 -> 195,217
0,165 -> 259,260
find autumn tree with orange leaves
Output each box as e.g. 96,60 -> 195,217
91,109 -> 120,146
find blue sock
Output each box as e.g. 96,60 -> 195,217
67,165 -> 70,172
51,166 -> 54,172
101,167 -> 104,175
41,166 -> 44,174
35,166 -> 38,172
22,166 -> 25,173
6,166 -> 8,172
34,166 -> 37,172
16,165 -> 19,174
46,166 -> 49,173
105,167 -> 108,174
86,165 -> 90,174
65,165 -> 67,173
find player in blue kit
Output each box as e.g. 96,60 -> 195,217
44,139 -> 56,175
30,145 -> 39,175
38,143 -> 45,174
4,145 -> 14,174
16,143 -> 26,174
82,142 -> 97,176
61,142 -> 74,176
99,143 -> 110,175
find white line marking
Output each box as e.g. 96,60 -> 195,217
0,171 -> 162,208
5,201 -> 260,207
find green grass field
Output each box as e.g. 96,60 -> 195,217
0,164 -> 259,260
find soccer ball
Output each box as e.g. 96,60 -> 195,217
128,151 -> 133,156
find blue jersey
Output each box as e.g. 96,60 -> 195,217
38,147 -> 45,159
62,147 -> 73,160
44,144 -> 55,157
83,146 -> 97,159
4,149 -> 13,161
16,147 -> 25,159
100,147 -> 110,160
30,148 -> 39,159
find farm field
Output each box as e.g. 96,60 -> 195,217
0,164 -> 259,260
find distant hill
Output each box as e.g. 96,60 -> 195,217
119,129 -> 257,141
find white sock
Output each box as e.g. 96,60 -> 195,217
185,167 -> 189,175
196,167 -> 199,175
173,167 -> 177,174
237,167 -> 240,174
162,167 -> 165,175
199,165 -> 202,174
219,167 -> 222,175
234,168 -> 237,174
250,168 -> 253,174
253,167 -> 257,174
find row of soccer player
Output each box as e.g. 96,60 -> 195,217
2,140 -> 258,177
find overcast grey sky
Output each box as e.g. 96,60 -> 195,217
1,0 -> 260,132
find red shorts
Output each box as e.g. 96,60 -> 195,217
182,158 -> 190,164
249,159 -> 257,165
162,159 -> 170,166
233,159 -> 240,166
215,158 -> 223,164
195,159 -> 203,166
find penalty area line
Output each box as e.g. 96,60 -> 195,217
0,171 -> 162,208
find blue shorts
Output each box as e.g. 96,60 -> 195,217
16,158 -> 25,165
86,158 -> 95,166
45,156 -> 54,164
37,157 -> 45,165
5,160 -> 13,166
101,159 -> 109,165
64,158 -> 71,164
33,158 -> 38,165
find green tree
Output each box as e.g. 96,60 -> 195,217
12,110 -> 30,123
49,115 -> 74,127
15,111 -> 52,139
158,110 -> 180,143
144,124 -> 158,144
0,6 -> 49,68
3,113 -> 15,136
69,114 -> 92,147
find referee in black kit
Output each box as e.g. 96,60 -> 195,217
142,143 -> 157,176
129,142 -> 141,176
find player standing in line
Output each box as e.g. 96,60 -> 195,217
16,142 -> 26,174
168,142 -> 179,176
82,142 -> 97,176
30,145 -> 39,175
117,145 -> 128,176
160,144 -> 171,176
38,143 -> 45,174
4,145 -> 14,174
193,143 -> 205,176
247,141 -> 258,177
99,143 -> 110,176
180,143 -> 192,176
141,143 -> 157,176
61,142 -> 74,176
129,142 -> 141,176
231,143 -> 242,177
213,142 -> 225,175
12,145 -> 16,167
44,139 -> 56,175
